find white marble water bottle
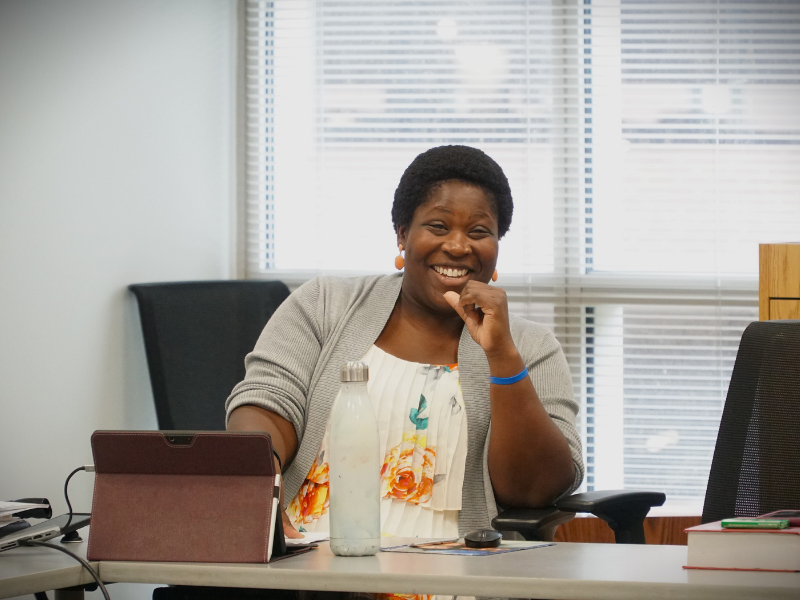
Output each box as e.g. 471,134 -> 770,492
328,361 -> 380,556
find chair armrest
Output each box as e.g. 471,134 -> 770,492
556,490 -> 666,513
556,490 -> 666,544
491,506 -> 575,542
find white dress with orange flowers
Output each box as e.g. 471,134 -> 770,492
288,344 -> 468,539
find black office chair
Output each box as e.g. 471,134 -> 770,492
129,280 -> 291,431
495,319 -> 800,544
701,319 -> 800,523
130,281 -> 296,600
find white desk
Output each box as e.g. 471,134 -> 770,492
102,540 -> 799,600
0,541 -> 96,599
2,539 -> 799,600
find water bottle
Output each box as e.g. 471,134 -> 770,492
328,361 -> 380,556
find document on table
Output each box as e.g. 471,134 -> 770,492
381,539 -> 554,556
0,501 -> 48,519
286,531 -> 329,546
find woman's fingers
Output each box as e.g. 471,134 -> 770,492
445,282 -> 514,353
444,290 -> 481,326
451,283 -> 507,319
461,281 -> 506,305
443,290 -> 463,313
282,509 -> 304,538
445,284 -> 506,317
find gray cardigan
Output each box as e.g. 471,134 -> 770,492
225,273 -> 584,534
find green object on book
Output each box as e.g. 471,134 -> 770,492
720,518 -> 789,529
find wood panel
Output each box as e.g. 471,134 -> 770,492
759,243 -> 800,321
553,515 -> 702,545
769,299 -> 800,320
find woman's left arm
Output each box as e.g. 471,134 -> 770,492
445,283 -> 578,509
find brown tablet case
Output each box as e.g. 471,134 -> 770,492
87,430 -> 285,563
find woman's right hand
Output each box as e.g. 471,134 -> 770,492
283,509 -> 303,538
277,468 -> 304,539
227,405 -> 303,538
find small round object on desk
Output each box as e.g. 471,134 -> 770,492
464,528 -> 502,548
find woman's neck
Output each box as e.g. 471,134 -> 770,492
374,289 -> 463,365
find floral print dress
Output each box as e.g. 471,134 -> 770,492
288,344 -> 469,539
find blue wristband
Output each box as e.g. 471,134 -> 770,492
489,367 -> 529,385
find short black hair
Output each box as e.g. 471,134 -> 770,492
392,145 -> 513,238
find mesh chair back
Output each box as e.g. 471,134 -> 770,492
702,320 -> 800,523
129,281 -> 291,430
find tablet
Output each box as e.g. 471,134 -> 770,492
87,430 -> 284,563
0,513 -> 91,552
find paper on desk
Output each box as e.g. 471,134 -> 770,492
286,531 -> 329,546
0,517 -> 22,531
0,501 -> 48,518
381,540 -> 553,556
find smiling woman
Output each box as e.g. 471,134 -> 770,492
399,181 -> 499,318
225,145 -> 584,600
379,179 -> 501,364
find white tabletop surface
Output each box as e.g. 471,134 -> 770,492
97,539 -> 800,600
0,539 -> 97,599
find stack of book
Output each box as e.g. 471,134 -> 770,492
0,500 -> 50,537
685,512 -> 800,572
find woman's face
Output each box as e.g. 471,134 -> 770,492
397,179 -> 500,314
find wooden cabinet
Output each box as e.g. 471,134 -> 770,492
759,243 -> 800,321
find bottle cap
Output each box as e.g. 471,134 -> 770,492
341,361 -> 369,382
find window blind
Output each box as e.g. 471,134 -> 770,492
246,0 -> 800,514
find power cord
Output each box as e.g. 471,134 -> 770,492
20,539 -> 110,600
63,465 -> 95,532
11,465 -> 105,600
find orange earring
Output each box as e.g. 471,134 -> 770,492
492,270 -> 498,282
395,245 -> 405,270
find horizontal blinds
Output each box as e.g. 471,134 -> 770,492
245,0 -> 800,514
245,1 -> 275,271
587,0 -> 800,276
575,0 -> 800,510
248,0 -> 582,275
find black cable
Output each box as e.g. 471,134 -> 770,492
63,466 -> 85,531
20,539 -> 110,600
272,449 -> 282,471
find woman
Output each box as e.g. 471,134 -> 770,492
226,145 -> 583,544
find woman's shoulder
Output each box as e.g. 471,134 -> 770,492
313,272 -> 401,293
296,272 -> 401,300
289,273 -> 403,318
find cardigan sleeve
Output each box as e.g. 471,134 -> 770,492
225,278 -> 324,443
481,324 -> 584,520
525,329 -> 585,497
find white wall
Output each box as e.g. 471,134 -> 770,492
0,1 -> 236,597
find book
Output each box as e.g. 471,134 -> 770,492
758,510 -> 800,527
721,518 -> 789,529
685,521 -> 800,572
0,501 -> 49,519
